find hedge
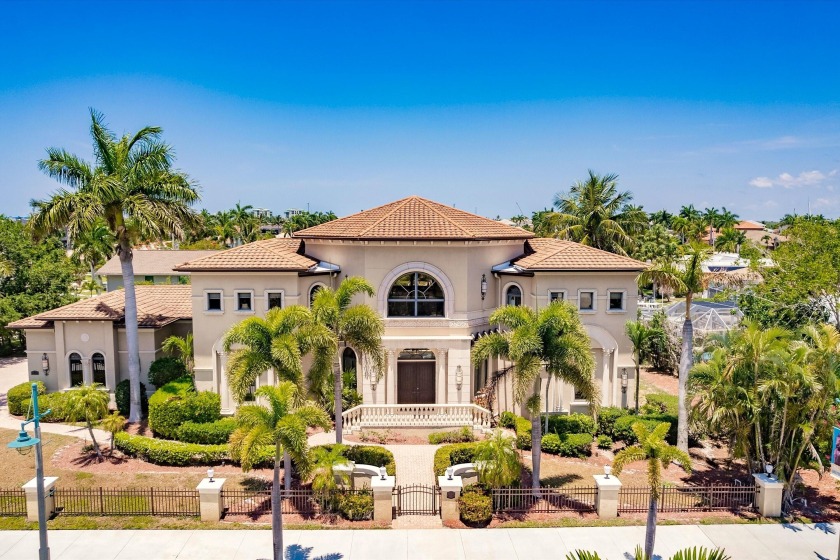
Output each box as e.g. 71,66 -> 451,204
597,407 -> 629,438
459,490 -> 492,526
514,416 -> 532,450
540,432 -> 593,458
148,377 -> 221,439
315,444 -> 396,476
433,442 -> 480,476
7,381 -> 45,416
541,413 -> 597,436
148,357 -> 188,388
336,491 -> 373,520
498,411 -> 516,429
176,418 -> 238,445
642,393 -> 678,415
114,432 -> 229,466
613,414 -> 678,445
22,392 -> 71,422
115,380 -> 148,417
428,427 -> 475,444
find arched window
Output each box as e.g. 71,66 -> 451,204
309,284 -> 324,307
342,347 -> 357,374
387,272 -> 445,317
506,285 -> 522,306
69,353 -> 83,387
92,353 -> 106,386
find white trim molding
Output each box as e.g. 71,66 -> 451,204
606,289 -> 627,314
377,262 -> 455,319
577,289 -> 597,313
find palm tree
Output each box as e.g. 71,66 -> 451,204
64,384 -> 110,461
637,243 -> 711,452
546,170 -> 648,255
717,207 -> 739,230
714,228 -> 747,254
701,207 -> 721,246
0,254 -> 13,278
626,321 -> 652,413
29,109 -> 199,423
472,301 -> 596,489
474,429 -> 520,488
310,444 -> 352,497
649,210 -> 673,228
309,277 -> 385,444
678,204 -> 702,223
161,332 -> 195,373
71,220 -> 114,295
613,422 -> 692,560
670,216 -> 695,244
100,411 -> 126,457
229,382 -> 330,560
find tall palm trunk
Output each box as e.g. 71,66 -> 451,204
644,495 -> 658,559
89,261 -> 99,294
677,313 -> 693,452
544,377 -> 552,434
634,358 -> 642,414
334,352 -> 343,444
87,420 -> 103,461
272,445 -> 284,560
283,449 -> 291,491
119,245 -> 143,423
530,411 -> 542,490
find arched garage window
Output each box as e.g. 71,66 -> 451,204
69,353 -> 83,387
92,353 -> 106,386
506,285 -> 522,306
387,272 -> 445,317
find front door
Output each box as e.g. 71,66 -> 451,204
397,362 -> 436,404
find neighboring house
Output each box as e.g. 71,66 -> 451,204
702,220 -> 787,247
174,196 -> 645,416
8,285 -> 192,392
96,250 -> 220,291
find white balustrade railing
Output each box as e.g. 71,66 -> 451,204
342,403 -> 492,432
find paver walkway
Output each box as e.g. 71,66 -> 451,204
0,523 -> 837,559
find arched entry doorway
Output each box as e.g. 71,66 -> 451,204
397,349 -> 435,404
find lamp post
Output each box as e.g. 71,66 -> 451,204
7,383 -> 51,560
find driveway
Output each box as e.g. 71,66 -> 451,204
0,356 -> 28,408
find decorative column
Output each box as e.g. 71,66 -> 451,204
81,357 -> 92,386
601,349 -> 614,407
371,473 -> 396,525
436,348 -> 448,404
387,350 -> 397,404
217,352 -> 231,413
593,473 -> 622,518
23,477 -> 57,522
752,473 -> 784,517
197,476 -> 226,522
438,474 -> 463,523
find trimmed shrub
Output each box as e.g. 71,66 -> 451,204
428,427 -> 475,444
148,357 -> 188,388
540,432 -> 593,458
614,414 -> 678,445
148,377 -> 221,439
176,418 -> 237,445
597,435 -> 613,449
433,442 -> 481,476
459,490 -> 492,526
7,381 -> 45,416
597,407 -> 630,438
336,491 -> 373,520
498,411 -> 516,429
114,432 -> 228,466
642,393 -> 678,415
315,444 -> 396,476
22,392 -> 70,422
514,416 -> 532,450
542,413 -> 597,436
115,379 -> 149,417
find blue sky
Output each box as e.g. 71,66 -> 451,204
1,0 -> 839,220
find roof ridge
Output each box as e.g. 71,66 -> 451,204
419,198 -> 473,236
357,197 -> 416,237
526,238 -> 572,267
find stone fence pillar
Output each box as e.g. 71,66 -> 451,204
371,474 -> 396,525
438,475 -> 463,523
196,477 -> 226,522
23,477 -> 57,523
752,473 -> 784,517
593,474 -> 622,518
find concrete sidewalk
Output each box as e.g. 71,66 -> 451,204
0,523 -> 836,560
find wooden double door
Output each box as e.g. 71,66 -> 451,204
397,361 -> 436,404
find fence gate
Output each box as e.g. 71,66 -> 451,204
393,484 -> 440,516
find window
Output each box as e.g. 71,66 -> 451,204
505,285 -> 522,306
144,276 -> 154,283
574,386 -> 588,401
578,290 -> 595,312
608,290 -> 625,312
69,353 -> 83,387
236,291 -> 253,312
549,290 -> 566,303
266,291 -> 283,310
387,272 -> 445,317
206,292 -> 222,311
342,347 -> 357,374
92,353 -> 106,386
309,284 -> 324,307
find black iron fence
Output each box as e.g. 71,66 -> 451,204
393,484 -> 440,516
0,489 -> 26,517
220,488 -> 373,518
491,486 -> 598,514
618,485 -> 757,513
53,488 -> 200,517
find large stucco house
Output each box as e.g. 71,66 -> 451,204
11,196 -> 646,426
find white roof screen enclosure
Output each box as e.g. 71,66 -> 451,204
664,301 -> 743,333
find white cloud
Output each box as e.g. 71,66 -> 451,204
749,169 -> 837,189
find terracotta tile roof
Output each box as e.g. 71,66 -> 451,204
734,220 -> 765,230
511,238 -> 647,271
96,250 -> 220,276
6,285 -> 192,330
173,239 -> 319,272
294,196 -> 534,241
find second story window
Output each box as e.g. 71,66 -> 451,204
206,292 -> 222,312
549,290 -> 566,303
236,292 -> 253,312
608,290 -> 625,312
387,272 -> 445,317
578,290 -> 595,312
267,292 -> 283,310
505,285 -> 522,306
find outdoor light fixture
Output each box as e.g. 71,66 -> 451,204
379,466 -> 387,480
455,365 -> 463,389
41,353 -> 49,376
207,468 -> 215,483
620,368 -> 628,394
765,464 -> 774,480
480,274 -> 487,300
8,428 -> 37,456
604,465 -> 612,479
446,467 -> 454,481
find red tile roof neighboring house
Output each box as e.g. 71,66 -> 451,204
507,238 -> 647,271
293,196 -> 534,241
734,220 -> 765,230
173,239 -> 319,272
7,285 -> 192,330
